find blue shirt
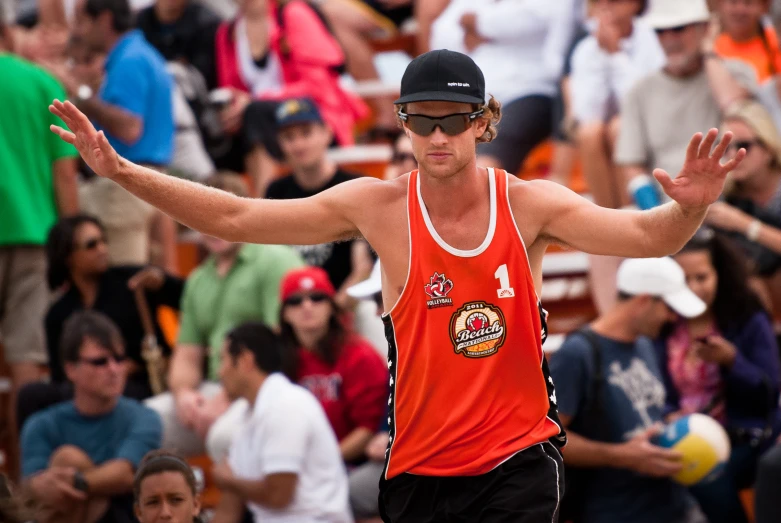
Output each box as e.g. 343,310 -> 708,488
20,397 -> 162,477
99,30 -> 174,165
549,332 -> 693,523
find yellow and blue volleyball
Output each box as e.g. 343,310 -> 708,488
655,413 -> 731,486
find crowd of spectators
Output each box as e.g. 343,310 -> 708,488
4,0 -> 781,521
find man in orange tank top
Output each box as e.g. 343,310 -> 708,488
51,49 -> 746,522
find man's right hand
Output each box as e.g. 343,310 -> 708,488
30,467 -> 87,509
617,425 -> 684,478
175,389 -> 205,429
49,100 -> 120,179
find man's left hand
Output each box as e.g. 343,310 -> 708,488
211,461 -> 235,490
128,267 -> 166,292
653,129 -> 746,211
694,335 -> 737,368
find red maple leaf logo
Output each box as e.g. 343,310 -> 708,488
424,272 -> 454,298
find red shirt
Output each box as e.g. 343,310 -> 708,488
296,336 -> 388,442
382,168 -> 565,479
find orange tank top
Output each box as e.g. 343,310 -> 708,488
382,168 -> 566,480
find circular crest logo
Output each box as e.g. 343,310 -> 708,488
449,302 -> 506,358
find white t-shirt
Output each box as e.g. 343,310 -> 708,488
228,373 -> 353,523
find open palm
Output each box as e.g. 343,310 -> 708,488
653,128 -> 746,209
49,99 -> 120,178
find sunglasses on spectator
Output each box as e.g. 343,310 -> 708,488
80,354 -> 127,366
727,140 -> 761,153
398,109 -> 484,137
392,152 -> 416,164
284,292 -> 330,307
654,25 -> 690,36
77,236 -> 107,251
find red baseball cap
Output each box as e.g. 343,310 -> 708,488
280,267 -> 336,303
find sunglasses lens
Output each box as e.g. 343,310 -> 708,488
309,293 -> 329,303
406,114 -> 469,137
286,296 -> 304,306
439,114 -> 469,136
407,115 -> 436,136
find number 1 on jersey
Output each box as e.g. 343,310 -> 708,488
495,264 -> 515,298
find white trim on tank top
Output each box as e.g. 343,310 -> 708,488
416,167 -> 498,258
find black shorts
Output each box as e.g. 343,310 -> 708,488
379,442 -> 564,523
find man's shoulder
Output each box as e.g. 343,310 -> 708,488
116,397 -> 162,423
22,401 -> 74,435
0,55 -> 64,94
112,31 -> 169,72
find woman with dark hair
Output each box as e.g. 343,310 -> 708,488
133,450 -> 203,523
43,214 -> 184,399
278,267 -> 388,463
656,228 -> 781,523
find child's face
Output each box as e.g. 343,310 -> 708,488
591,0 -> 644,25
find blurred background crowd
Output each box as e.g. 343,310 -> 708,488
3,0 -> 781,521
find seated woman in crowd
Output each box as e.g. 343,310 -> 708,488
705,101 -> 781,308
212,0 -> 369,195
133,450 -> 203,523
44,214 -> 184,399
278,267 -> 388,464
714,0 -> 781,83
384,131 -> 416,181
655,229 -> 781,523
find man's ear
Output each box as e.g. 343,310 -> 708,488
64,361 -> 78,383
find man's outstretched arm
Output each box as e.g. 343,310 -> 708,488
49,100 -> 367,245
531,129 -> 746,258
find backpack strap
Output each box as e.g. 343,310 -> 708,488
571,327 -> 610,440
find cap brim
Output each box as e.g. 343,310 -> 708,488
394,91 -> 484,105
663,287 -> 707,318
347,278 -> 382,299
645,14 -> 709,30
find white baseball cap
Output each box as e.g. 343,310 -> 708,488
644,0 -> 710,30
617,257 -> 706,318
347,261 -> 382,299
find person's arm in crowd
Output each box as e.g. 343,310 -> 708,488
210,488 -> 246,523
341,344 -> 390,461
53,158 -> 79,216
126,266 -> 185,309
213,467 -> 297,510
50,100 -> 370,246
81,460 -> 135,496
414,0 -> 451,54
532,130 -> 744,258
76,96 -> 143,145
569,38 -> 611,125
150,212 -> 180,276
542,0 -> 580,80
706,202 -> 781,257
334,241 -> 374,309
169,276 -> 207,394
704,55 -> 754,112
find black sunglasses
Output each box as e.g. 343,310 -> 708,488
78,236 -> 106,251
728,140 -> 760,153
398,109 -> 484,137
80,354 -> 127,366
392,152 -> 416,164
284,292 -> 330,307
654,25 -> 691,36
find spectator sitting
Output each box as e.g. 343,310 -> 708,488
212,0 -> 369,195
655,229 -> 781,523
0,16 -> 78,396
144,174 -> 303,462
21,311 -> 162,523
714,0 -> 781,83
53,0 -> 178,272
135,0 -> 220,90
210,322 -> 352,522
571,0 -> 664,209
279,267 -> 388,464
549,257 -> 708,523
430,0 -> 563,175
133,450 -> 203,523
41,214 -> 183,400
615,0 -> 756,211
265,98 -> 374,301
705,101 -> 781,288
344,261 -> 389,522
383,131 -> 416,180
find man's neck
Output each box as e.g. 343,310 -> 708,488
73,391 -> 119,417
418,159 -> 485,221
104,31 -> 125,55
244,373 -> 268,407
154,1 -> 187,24
589,305 -> 640,344
292,160 -> 337,192
296,326 -> 328,352
214,246 -> 242,275
664,56 -> 705,79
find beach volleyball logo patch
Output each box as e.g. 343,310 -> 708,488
449,302 -> 506,358
424,272 -> 454,309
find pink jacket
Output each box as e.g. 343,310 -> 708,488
214,0 -> 370,146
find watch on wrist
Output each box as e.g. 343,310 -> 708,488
73,470 -> 89,492
76,84 -> 94,102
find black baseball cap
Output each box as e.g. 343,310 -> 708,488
276,98 -> 324,128
394,49 -> 485,106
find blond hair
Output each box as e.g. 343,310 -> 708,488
396,95 -> 503,144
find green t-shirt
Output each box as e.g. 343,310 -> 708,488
0,54 -> 78,246
177,243 -> 305,379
